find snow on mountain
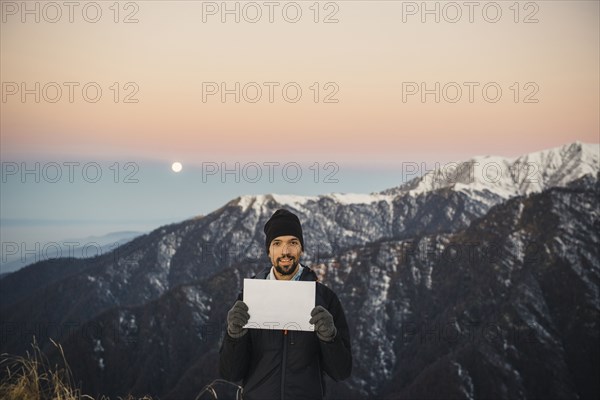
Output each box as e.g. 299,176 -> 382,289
231,143 -> 599,214
236,194 -> 319,214
235,192 -> 395,213
381,141 -> 598,202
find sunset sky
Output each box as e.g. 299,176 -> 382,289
1,1 -> 599,271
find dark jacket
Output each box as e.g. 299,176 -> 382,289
219,265 -> 352,400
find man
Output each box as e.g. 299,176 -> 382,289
219,209 -> 352,399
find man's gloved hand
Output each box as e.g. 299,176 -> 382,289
227,300 -> 250,339
310,306 -> 337,342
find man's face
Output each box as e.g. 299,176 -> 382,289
268,235 -> 303,278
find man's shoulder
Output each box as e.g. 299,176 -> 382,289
299,266 -> 337,292
308,272 -> 342,305
251,266 -> 271,279
299,264 -> 318,282
316,280 -> 339,298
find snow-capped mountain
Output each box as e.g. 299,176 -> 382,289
381,141 -> 598,201
0,142 -> 598,399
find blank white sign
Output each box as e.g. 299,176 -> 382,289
243,278 -> 316,332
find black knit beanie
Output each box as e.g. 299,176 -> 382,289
264,209 -> 304,253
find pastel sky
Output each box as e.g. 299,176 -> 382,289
1,1 -> 599,271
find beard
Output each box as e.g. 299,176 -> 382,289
274,256 -> 299,276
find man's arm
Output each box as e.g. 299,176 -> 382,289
314,291 -> 352,381
218,299 -> 252,381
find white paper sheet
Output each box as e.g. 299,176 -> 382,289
243,278 -> 316,331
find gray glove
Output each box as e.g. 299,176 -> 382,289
309,306 -> 337,342
227,300 -> 250,339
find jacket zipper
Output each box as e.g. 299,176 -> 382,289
281,330 -> 288,400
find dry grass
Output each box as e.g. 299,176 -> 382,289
0,338 -> 152,400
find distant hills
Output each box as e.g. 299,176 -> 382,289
0,230 -> 143,275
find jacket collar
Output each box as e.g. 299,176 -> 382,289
254,264 -> 318,281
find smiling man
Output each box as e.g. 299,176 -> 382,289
219,209 -> 352,400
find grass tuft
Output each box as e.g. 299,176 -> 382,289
0,338 -> 152,400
